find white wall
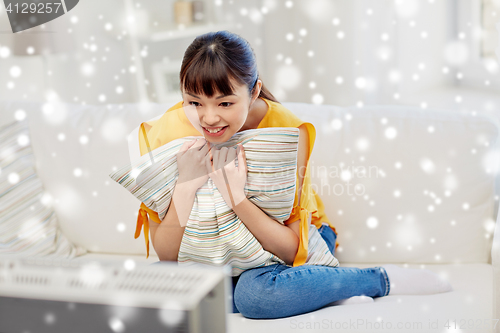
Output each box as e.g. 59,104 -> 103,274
0,0 -> 137,104
0,0 -> 264,105
0,0 -> 473,108
257,0 -> 455,106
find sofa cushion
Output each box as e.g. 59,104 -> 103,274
0,118 -> 86,258
228,262 -> 493,333
283,103 -> 499,264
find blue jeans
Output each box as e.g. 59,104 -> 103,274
152,224 -> 390,319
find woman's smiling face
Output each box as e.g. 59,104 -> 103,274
182,79 -> 256,144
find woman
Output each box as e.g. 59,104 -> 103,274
136,30 -> 452,319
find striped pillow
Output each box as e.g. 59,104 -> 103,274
110,127 -> 299,275
0,119 -> 86,258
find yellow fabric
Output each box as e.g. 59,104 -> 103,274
136,98 -> 339,263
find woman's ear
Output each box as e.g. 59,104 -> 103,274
251,80 -> 263,103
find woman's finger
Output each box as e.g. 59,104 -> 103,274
213,149 -> 221,170
178,139 -> 197,155
205,150 -> 213,173
191,138 -> 206,151
231,147 -> 238,168
200,140 -> 211,155
207,144 -> 215,161
226,146 -> 237,165
220,147 -> 229,163
212,149 -> 219,171
237,143 -> 247,174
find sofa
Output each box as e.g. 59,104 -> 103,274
0,99 -> 498,333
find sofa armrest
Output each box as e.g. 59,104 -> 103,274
492,206 -> 500,332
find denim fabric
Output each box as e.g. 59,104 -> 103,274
317,223 -> 337,254
231,225 -> 390,319
151,225 -> 391,319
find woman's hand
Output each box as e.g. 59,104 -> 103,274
206,143 -> 247,209
176,138 -> 211,193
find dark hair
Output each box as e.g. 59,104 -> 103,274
179,30 -> 279,103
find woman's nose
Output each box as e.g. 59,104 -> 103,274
202,106 -> 221,125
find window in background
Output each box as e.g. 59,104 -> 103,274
456,0 -> 500,90
480,0 -> 500,58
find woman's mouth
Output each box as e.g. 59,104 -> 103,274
202,126 -> 228,136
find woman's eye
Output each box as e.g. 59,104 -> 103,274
188,101 -> 231,107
